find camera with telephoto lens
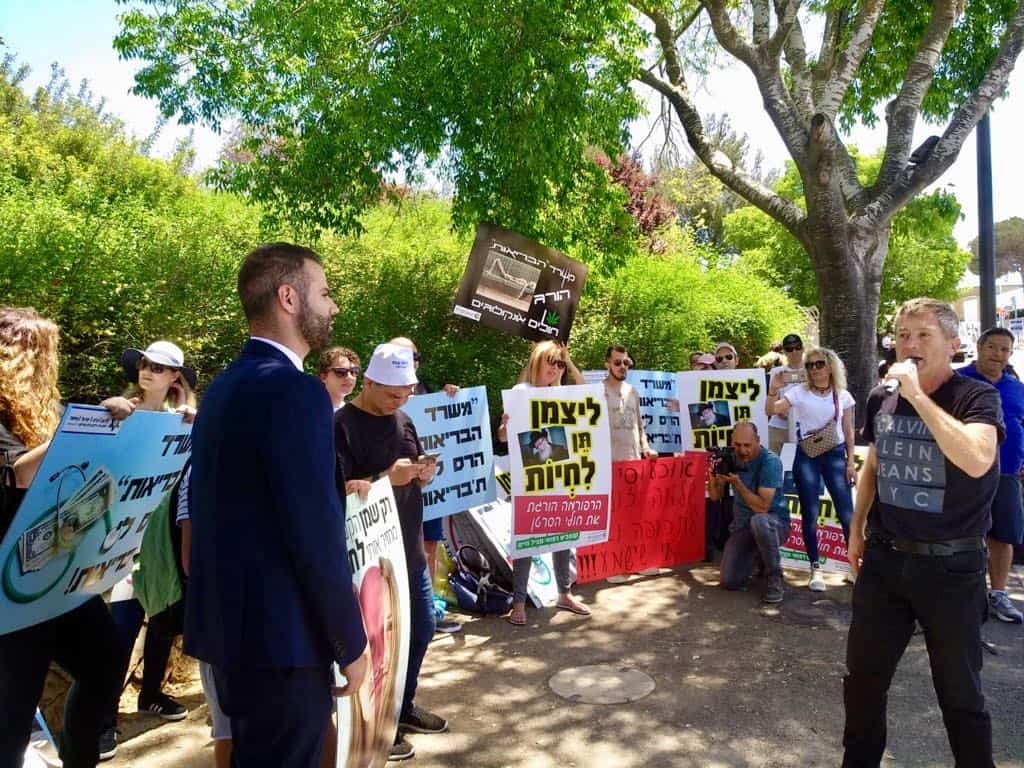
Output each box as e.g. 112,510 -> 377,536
708,446 -> 738,476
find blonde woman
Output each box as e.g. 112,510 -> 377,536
0,306 -> 123,768
499,340 -> 590,625
767,345 -> 855,592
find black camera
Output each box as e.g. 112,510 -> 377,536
708,446 -> 738,476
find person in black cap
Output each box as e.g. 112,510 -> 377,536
765,333 -> 806,454
523,428 -> 571,465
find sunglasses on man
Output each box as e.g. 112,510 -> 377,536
783,345 -> 803,353
715,353 -> 734,363
330,367 -> 361,378
610,359 -> 631,368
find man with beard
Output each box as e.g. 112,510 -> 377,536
603,345 -> 657,463
336,343 -> 447,762
186,243 -> 367,768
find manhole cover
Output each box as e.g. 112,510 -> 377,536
548,664 -> 656,704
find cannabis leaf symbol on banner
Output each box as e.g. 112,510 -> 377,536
545,310 -> 560,326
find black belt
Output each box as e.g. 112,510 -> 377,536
868,535 -> 986,556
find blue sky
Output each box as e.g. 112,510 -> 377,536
3,1 -> 1022,251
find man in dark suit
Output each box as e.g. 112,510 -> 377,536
186,243 -> 367,768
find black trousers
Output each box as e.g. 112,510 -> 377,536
212,664 -> 333,768
842,541 -> 993,767
102,597 -> 176,728
0,596 -> 121,768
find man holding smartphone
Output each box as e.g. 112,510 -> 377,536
335,343 -> 447,762
765,334 -> 806,454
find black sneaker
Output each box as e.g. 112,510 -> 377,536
763,576 -> 784,604
388,734 -> 415,761
137,691 -> 188,721
98,728 -> 118,761
399,704 -> 448,734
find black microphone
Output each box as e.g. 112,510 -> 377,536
883,360 -> 918,395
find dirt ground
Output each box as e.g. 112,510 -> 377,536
91,562 -> 1023,768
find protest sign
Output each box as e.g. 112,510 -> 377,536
402,386 -> 495,521
452,223 -> 588,342
336,478 -> 410,768
0,405 -> 191,635
627,369 -> 682,454
776,443 -> 864,575
577,454 -> 707,583
676,369 -> 769,451
501,383 -> 612,558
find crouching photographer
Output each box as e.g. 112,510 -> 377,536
708,422 -> 790,604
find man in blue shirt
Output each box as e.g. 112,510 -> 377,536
709,422 -> 789,603
960,327 -> 1024,623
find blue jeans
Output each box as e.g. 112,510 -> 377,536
719,513 -> 786,589
793,444 -> 853,564
401,563 -> 436,718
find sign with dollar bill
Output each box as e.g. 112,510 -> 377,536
0,405 -> 192,635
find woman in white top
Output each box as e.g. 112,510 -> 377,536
498,340 -> 589,626
766,345 -> 855,592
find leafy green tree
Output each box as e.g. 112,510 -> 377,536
723,154 -> 970,322
969,216 -> 1024,279
116,0 -> 1024,414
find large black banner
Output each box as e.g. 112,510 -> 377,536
452,223 -> 588,342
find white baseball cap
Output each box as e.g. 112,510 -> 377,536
364,343 -> 419,387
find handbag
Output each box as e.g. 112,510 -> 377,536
798,389 -> 841,458
447,545 -> 513,615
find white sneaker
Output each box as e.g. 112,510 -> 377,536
808,565 -> 826,592
606,574 -> 628,584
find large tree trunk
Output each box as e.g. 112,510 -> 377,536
806,216 -> 887,431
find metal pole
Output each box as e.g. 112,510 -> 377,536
977,111 -> 996,329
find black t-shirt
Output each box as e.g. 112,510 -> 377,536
863,373 -> 1004,541
334,404 -> 426,572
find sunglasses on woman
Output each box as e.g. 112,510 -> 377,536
805,359 -> 828,371
137,358 -> 175,375
546,357 -> 567,370
331,367 -> 360,378
715,353 -> 734,363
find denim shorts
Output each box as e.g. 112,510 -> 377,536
990,473 -> 1024,545
423,516 -> 444,542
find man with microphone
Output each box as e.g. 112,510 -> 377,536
843,298 -> 1003,767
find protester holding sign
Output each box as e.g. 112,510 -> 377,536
0,306 -> 122,768
767,345 -> 855,592
98,341 -> 198,759
336,342 -> 448,762
497,340 -> 590,626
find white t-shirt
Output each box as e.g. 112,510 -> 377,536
783,386 -> 855,444
767,365 -> 805,430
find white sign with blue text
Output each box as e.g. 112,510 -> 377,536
402,386 -> 496,521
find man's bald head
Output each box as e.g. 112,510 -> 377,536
731,421 -> 761,462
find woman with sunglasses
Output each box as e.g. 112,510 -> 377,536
0,307 -> 124,768
318,346 -> 361,411
498,340 -> 588,626
767,345 -> 855,592
97,341 -> 197,759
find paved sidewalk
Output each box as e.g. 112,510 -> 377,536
109,563 -> 1024,767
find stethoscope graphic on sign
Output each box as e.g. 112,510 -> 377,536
3,461 -> 114,603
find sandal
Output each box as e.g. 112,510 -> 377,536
556,596 -> 591,616
506,604 -> 527,626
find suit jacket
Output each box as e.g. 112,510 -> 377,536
184,339 -> 366,671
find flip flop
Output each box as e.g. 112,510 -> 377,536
556,599 -> 591,616
505,610 -> 527,626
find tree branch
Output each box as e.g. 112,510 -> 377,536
868,0 -> 961,201
675,2 -> 705,41
864,2 -> 1024,224
815,0 -> 887,117
637,67 -> 806,234
753,0 -> 771,45
812,6 -> 844,95
703,0 -> 758,67
779,5 -> 814,123
766,0 -> 800,58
